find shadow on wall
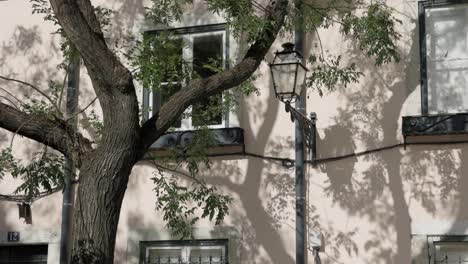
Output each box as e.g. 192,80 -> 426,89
0,2 -> 69,232
104,1 -> 468,264
205,79 -> 297,263
311,5 -> 468,264
312,9 -> 418,262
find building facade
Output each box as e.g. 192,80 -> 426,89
1,0 -> 468,263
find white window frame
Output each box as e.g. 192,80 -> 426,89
140,239 -> 228,264
145,24 -> 233,131
427,235 -> 468,264
419,0 -> 468,115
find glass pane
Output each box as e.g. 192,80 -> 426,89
426,4 -> 468,113
435,242 -> 468,263
162,38 -> 183,83
147,248 -> 183,264
192,94 -> 223,126
193,34 -> 223,78
277,52 -> 299,64
154,83 -> 182,128
271,63 -> 297,98
189,247 -> 224,264
295,65 -> 306,96
192,34 -> 223,126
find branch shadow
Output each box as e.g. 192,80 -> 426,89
313,3 -> 468,263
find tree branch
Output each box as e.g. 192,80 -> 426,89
140,0 -> 289,151
49,0 -> 133,95
0,186 -> 62,203
0,102 -> 93,165
0,96 -> 19,109
0,76 -> 61,114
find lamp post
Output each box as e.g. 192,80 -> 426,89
269,42 -> 317,264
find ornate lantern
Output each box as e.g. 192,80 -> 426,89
269,42 -> 308,103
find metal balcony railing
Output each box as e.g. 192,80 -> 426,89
402,113 -> 468,136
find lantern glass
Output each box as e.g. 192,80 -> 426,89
270,43 -> 308,102
295,64 -> 307,96
271,63 -> 297,99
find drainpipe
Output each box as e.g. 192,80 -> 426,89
295,0 -> 306,263
60,54 -> 80,264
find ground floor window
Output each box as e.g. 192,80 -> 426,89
428,235 -> 468,264
435,242 -> 468,263
0,244 -> 48,264
140,239 -> 228,264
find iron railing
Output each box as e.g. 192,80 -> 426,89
145,256 -> 227,264
402,113 -> 468,136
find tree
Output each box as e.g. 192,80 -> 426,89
0,0 -> 401,263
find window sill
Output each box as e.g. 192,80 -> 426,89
402,113 -> 468,136
149,127 -> 244,156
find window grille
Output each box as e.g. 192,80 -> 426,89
140,239 -> 228,264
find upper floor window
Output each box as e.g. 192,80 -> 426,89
140,239 -> 228,264
142,23 -> 230,130
420,0 -> 468,115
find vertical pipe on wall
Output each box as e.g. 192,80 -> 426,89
295,0 -> 306,263
60,54 -> 80,264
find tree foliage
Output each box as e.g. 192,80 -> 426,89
0,0 -> 402,251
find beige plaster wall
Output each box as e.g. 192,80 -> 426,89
0,0 -> 467,264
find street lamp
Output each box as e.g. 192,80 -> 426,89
269,42 -> 308,103
269,42 -> 319,264
269,42 -> 316,151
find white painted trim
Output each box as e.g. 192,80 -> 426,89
146,26 -> 240,130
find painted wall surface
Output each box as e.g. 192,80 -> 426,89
0,0 -> 467,264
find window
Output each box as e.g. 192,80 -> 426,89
0,244 -> 48,264
143,24 -> 229,130
434,242 -> 468,263
427,235 -> 468,264
140,239 -> 228,264
420,0 -> 468,114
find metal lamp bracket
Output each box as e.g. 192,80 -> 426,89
284,101 -> 317,158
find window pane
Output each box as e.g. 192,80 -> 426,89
426,4 -> 468,113
154,83 -> 182,128
192,34 -> 223,126
435,242 -> 468,263
193,34 -> 223,78
188,247 -> 224,264
192,94 -> 223,127
141,240 -> 227,264
147,248 -> 183,264
162,38 -> 183,83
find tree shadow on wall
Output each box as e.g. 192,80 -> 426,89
315,6 -> 468,264
205,77 -> 296,263
0,9 -> 69,231
201,61 -> 370,263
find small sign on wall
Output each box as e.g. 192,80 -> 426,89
7,232 -> 20,242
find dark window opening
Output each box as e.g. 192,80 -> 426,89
0,244 -> 48,264
192,34 -> 223,126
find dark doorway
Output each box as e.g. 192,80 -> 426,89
0,244 -> 48,264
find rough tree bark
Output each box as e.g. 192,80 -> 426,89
0,0 -> 289,262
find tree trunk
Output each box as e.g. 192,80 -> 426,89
70,153 -> 135,263
70,86 -> 141,263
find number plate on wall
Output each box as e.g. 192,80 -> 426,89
7,232 -> 20,242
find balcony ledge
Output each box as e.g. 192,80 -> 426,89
402,113 -> 468,136
148,127 -> 245,156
